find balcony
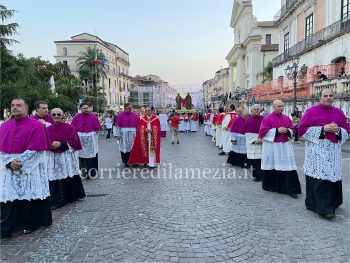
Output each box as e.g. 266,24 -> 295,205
273,0 -> 300,23
273,17 -> 350,67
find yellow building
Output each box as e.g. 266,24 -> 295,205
54,33 -> 130,110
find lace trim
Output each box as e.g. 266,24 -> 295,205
118,128 -> 137,153
47,147 -> 80,181
77,132 -> 98,158
303,127 -> 348,182
231,132 -> 246,154
0,151 -> 50,202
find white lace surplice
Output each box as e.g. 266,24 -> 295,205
115,127 -> 137,153
47,146 -> 80,181
0,150 -> 50,202
77,132 -> 98,158
302,126 -> 348,182
245,133 -> 262,159
230,132 -> 247,154
261,128 -> 297,171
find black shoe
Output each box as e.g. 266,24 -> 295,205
253,177 -> 259,182
172,142 -> 174,144
218,152 -> 225,155
177,141 -> 179,144
288,193 -> 298,199
23,229 -> 33,234
322,213 -> 335,219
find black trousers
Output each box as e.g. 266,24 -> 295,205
262,169 -> 301,195
1,197 -> 52,238
79,155 -> 99,179
121,152 -> 131,164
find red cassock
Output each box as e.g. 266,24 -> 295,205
191,114 -> 199,121
217,113 -> 225,126
128,115 -> 161,165
204,113 -> 210,122
212,113 -> 219,126
228,113 -> 238,130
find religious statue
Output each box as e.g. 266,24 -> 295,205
175,93 -> 182,110
185,93 -> 192,110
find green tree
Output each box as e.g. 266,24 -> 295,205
257,61 -> 273,83
76,46 -> 107,112
0,4 -> 19,119
0,4 -> 18,48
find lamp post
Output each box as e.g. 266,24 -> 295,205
284,57 -> 308,109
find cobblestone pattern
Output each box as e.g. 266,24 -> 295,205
1,128 -> 349,263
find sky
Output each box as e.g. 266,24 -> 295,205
3,0 -> 281,87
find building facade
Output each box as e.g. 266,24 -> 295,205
129,75 -> 175,110
250,0 -> 350,117
226,0 -> 279,95
54,33 -> 130,110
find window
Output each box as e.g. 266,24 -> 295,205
63,60 -> 68,67
266,34 -> 272,44
305,14 -> 313,40
342,0 -> 350,20
284,33 -> 290,53
62,47 -> 67,56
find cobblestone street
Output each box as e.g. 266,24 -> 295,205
1,128 -> 350,263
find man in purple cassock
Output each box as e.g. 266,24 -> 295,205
47,108 -> 86,210
299,88 -> 350,219
32,100 -> 54,126
258,100 -> 301,198
244,104 -> 264,182
115,103 -> 140,166
71,103 -> 100,179
227,108 -> 249,168
0,98 -> 52,239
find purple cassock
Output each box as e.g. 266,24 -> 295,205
258,112 -> 295,142
47,122 -> 82,153
298,103 -> 350,142
244,115 -> 264,134
0,115 -> 51,154
298,103 -> 350,216
71,112 -> 100,132
46,122 -> 86,207
230,116 -> 245,134
116,112 -> 140,128
115,112 -> 140,165
32,114 -> 54,125
0,115 -> 52,238
227,115 -> 247,168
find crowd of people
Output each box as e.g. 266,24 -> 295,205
0,87 -> 349,240
204,88 -> 349,220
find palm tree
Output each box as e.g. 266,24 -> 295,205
257,61 -> 273,83
76,46 -> 107,112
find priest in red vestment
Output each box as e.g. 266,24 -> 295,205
128,106 -> 161,167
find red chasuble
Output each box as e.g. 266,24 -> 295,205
128,115 -> 161,165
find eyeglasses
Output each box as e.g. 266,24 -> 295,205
51,113 -> 62,117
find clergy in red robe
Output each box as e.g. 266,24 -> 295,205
128,107 -> 161,167
0,98 -> 52,239
47,108 -> 86,210
32,100 -> 54,126
298,88 -> 350,218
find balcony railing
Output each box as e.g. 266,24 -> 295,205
273,17 -> 350,67
273,0 -> 299,22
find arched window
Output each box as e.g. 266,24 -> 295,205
63,47 -> 67,56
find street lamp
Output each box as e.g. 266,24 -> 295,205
284,57 -> 308,109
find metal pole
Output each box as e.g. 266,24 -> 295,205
293,71 -> 297,109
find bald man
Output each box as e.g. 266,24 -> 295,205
47,108 -> 85,209
258,100 -> 301,198
299,89 -> 350,219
